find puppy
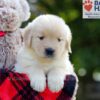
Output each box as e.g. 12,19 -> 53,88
15,15 -> 78,95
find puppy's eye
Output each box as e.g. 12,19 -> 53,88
11,6 -> 16,9
58,38 -> 62,42
38,36 -> 44,40
0,5 -> 3,7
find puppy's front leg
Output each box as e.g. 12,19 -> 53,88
28,67 -> 46,92
48,68 -> 67,92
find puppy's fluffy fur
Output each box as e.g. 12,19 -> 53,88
15,14 -> 78,99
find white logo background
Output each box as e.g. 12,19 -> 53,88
83,0 -> 100,19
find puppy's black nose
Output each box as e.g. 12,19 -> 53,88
45,48 -> 54,56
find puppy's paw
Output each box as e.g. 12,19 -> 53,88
48,74 -> 64,92
30,75 -> 46,92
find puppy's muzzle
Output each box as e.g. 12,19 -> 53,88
45,48 -> 55,57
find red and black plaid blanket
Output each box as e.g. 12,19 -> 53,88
0,69 -> 76,100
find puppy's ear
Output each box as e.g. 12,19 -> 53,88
23,25 -> 32,47
19,0 -> 30,21
65,25 -> 72,53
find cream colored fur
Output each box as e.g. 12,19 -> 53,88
15,14 -> 78,99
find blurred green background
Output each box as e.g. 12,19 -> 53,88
26,0 -> 100,100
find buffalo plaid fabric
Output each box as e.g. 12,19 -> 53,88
0,68 -> 76,100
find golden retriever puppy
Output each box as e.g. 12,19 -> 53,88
15,14 -> 78,95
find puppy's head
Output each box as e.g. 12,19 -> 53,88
24,14 -> 72,59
